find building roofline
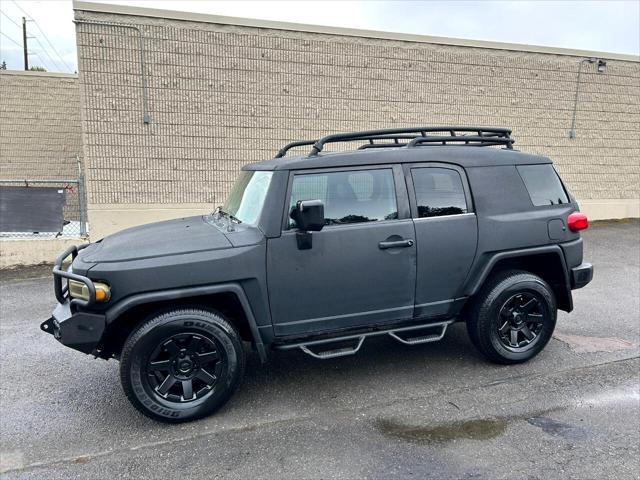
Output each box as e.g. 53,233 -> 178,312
73,0 -> 639,62
0,70 -> 78,78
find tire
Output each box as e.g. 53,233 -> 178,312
120,308 -> 245,422
466,270 -> 557,364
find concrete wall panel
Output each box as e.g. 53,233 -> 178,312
72,3 -> 639,236
0,71 -> 82,180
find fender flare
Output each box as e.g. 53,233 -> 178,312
104,283 -> 268,362
463,245 -> 570,298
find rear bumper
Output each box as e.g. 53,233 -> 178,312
570,262 -> 593,290
41,300 -> 106,355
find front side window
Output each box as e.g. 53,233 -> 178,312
411,167 -> 468,218
223,170 -> 273,225
289,169 -> 398,228
517,164 -> 569,206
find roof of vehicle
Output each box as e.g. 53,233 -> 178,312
245,146 -> 552,171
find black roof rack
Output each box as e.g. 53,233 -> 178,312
274,126 -> 514,158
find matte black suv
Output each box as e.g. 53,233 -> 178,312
43,127 -> 593,422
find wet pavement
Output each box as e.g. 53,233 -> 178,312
1,220 -> 638,479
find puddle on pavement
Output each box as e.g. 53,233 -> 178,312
376,405 -> 595,444
526,417 -> 589,441
376,417 -> 509,443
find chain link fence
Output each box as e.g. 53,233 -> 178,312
0,175 -> 88,239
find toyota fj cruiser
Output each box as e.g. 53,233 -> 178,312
43,127 -> 593,422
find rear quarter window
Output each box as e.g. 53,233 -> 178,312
411,167 -> 468,218
517,164 -> 569,206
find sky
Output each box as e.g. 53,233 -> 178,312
0,0 -> 638,73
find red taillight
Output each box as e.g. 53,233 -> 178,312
568,212 -> 589,232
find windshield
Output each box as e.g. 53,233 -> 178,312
222,171 -> 273,225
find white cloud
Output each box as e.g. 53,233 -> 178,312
0,0 -> 638,73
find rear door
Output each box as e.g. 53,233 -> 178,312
405,163 -> 478,318
267,165 -> 417,337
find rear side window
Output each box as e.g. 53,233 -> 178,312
289,169 -> 398,228
517,164 -> 569,206
411,168 -> 468,218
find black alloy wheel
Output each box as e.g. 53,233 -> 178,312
467,270 -> 557,364
120,308 -> 245,422
146,333 -> 224,403
496,292 -> 546,351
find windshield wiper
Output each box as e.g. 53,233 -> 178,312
219,209 -> 241,224
212,206 -> 241,232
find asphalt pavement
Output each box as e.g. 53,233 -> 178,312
1,220 -> 638,479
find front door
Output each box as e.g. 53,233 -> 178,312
267,165 -> 416,337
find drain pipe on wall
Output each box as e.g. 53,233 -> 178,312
569,57 -> 607,139
74,19 -> 151,124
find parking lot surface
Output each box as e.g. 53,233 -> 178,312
1,221 -> 638,479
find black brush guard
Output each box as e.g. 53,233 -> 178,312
52,243 -> 96,309
44,243 -> 107,355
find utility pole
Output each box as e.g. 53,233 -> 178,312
22,16 -> 28,70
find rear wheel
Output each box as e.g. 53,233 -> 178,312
120,308 -> 245,422
467,270 -> 556,364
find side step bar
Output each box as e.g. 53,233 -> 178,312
275,320 -> 454,360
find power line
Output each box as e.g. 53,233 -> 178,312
11,0 -> 73,72
0,9 -> 21,29
31,35 -> 63,71
10,0 -> 31,19
0,17 -> 54,70
30,50 -> 52,71
31,20 -> 73,72
0,30 -> 22,49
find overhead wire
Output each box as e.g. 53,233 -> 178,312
1,8 -> 57,71
9,0 -> 31,19
30,19 -> 74,72
30,50 -> 52,70
31,35 -> 63,71
1,30 -> 22,49
10,0 -> 74,72
0,9 -> 21,29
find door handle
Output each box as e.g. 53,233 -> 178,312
378,239 -> 414,249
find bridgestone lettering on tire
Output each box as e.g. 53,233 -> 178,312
466,270 -> 557,364
120,308 -> 245,423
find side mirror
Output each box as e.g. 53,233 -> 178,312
290,200 -> 324,232
290,200 -> 324,250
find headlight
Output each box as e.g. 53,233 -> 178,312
68,279 -> 111,302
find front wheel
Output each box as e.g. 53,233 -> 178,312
467,270 -> 557,364
120,308 -> 245,422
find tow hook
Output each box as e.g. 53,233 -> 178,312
40,317 -> 58,337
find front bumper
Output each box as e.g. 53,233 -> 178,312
570,262 -> 593,289
41,300 -> 106,355
43,243 -> 106,355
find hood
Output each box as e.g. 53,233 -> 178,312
80,216 -> 232,263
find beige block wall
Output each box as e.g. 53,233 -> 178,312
0,70 -> 83,179
0,238 -> 82,269
73,3 -> 639,238
0,70 -> 86,267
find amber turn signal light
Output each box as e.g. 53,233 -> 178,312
68,280 -> 111,302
